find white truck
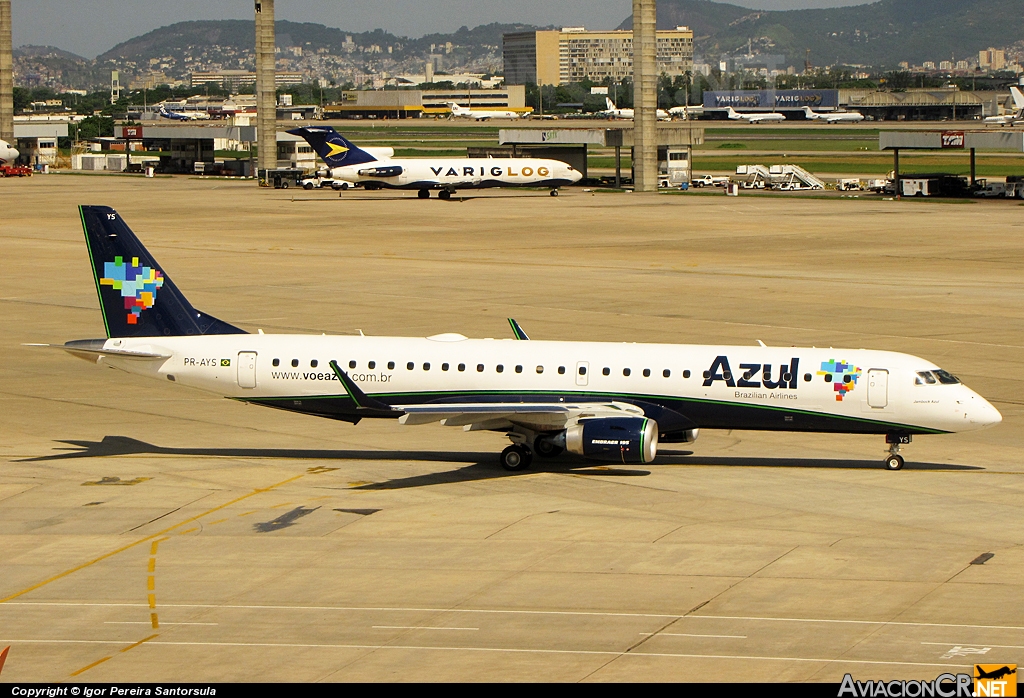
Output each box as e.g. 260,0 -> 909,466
299,175 -> 354,191
691,174 -> 730,188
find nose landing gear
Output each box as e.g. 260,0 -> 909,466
884,434 -> 911,470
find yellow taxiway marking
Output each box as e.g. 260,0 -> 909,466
0,474 -> 304,605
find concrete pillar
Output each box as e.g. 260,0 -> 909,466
632,0 -> 657,192
0,0 -> 14,143
255,0 -> 276,177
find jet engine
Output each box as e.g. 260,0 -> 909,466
357,165 -> 404,177
565,417 -> 658,464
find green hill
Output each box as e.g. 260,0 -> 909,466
618,0 -> 1024,68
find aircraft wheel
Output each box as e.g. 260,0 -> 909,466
304,182 -> 314,190
500,445 -> 532,471
550,189 -> 559,197
884,455 -> 905,471
418,189 -> 430,199
439,190 -> 452,200
534,435 -> 564,458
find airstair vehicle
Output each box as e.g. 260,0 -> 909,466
736,164 -> 825,191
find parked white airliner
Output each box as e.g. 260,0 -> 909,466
45,206 -> 1001,472
447,102 -> 527,120
289,126 -> 581,198
0,138 -> 18,164
983,86 -> 1024,126
725,107 -> 787,124
802,106 -> 866,123
600,98 -> 671,121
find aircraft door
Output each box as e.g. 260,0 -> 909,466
867,369 -> 888,408
576,361 -> 589,387
237,352 -> 257,389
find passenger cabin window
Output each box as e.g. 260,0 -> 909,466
623,368 -> 631,377
442,363 -> 449,371
273,359 -> 280,367
558,366 -> 566,375
803,373 -> 811,382
291,359 -> 299,368
349,360 -> 356,369
515,365 -> 523,373
477,364 -> 484,372
407,362 -> 414,370
310,360 -> 318,368
643,369 -> 651,378
423,363 -> 430,371
602,367 -> 610,376
683,370 -> 691,379
663,369 -> 671,378
458,363 -> 466,372
388,361 -> 395,370
578,366 -> 587,375
496,365 -> 504,373
536,366 -> 544,374
368,361 -> 376,369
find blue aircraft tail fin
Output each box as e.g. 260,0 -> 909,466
286,126 -> 378,168
79,206 -> 247,338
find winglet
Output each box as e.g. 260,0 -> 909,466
508,318 -> 530,341
328,361 -> 397,412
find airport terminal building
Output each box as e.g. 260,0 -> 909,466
503,27 -> 694,86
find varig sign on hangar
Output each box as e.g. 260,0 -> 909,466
704,90 -> 839,110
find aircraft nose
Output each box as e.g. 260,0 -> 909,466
968,391 -> 1002,429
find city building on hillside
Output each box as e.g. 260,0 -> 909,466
190,70 -> 303,90
503,26 -> 694,86
979,48 -> 1006,71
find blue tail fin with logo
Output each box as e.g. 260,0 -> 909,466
79,206 -> 247,338
286,126 -> 378,168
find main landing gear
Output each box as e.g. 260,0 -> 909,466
438,189 -> 453,200
499,430 -> 564,471
418,189 -> 430,199
500,444 -> 532,471
885,434 -> 911,470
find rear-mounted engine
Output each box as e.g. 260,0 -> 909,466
357,165 -> 404,177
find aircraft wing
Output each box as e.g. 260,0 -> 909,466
398,401 -> 645,429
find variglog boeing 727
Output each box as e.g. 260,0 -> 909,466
288,126 -> 581,198
46,207 -> 1001,471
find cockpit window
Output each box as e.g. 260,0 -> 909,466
915,370 -> 960,385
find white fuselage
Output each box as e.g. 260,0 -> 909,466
450,105 -> 522,120
727,108 -> 786,123
804,108 -> 865,123
84,334 -> 1001,436
327,157 -> 581,190
0,139 -> 19,165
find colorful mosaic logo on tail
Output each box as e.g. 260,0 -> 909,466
818,359 -> 862,401
100,256 -> 164,324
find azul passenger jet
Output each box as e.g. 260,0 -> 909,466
45,206 -> 1002,472
289,126 -> 581,198
158,105 -> 210,121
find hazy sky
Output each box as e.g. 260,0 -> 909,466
12,0 -> 875,58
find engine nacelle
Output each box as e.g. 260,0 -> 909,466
661,428 -> 699,444
357,165 -> 404,177
565,417 -> 658,464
